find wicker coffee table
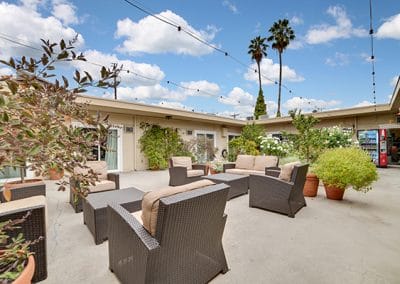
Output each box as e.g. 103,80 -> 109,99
83,187 -> 144,244
203,173 -> 249,200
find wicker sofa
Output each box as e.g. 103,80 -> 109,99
223,154 -> 279,175
0,195 -> 48,282
249,163 -> 309,218
107,180 -> 230,283
168,156 -> 208,186
69,161 -> 120,213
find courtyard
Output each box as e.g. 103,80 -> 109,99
42,167 -> 400,284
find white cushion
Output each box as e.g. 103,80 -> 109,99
88,180 -> 116,192
141,179 -> 215,236
235,155 -> 255,170
74,161 -> 108,180
171,156 -> 192,170
225,168 -> 265,176
253,156 -> 278,171
131,210 -> 143,225
187,169 -> 204,177
279,161 -> 301,182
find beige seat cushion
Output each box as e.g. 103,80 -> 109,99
131,210 -> 143,225
74,161 -> 108,180
235,155 -> 255,170
187,169 -> 204,177
278,161 -> 301,182
88,180 -> 116,192
141,179 -> 215,236
171,156 -> 192,170
225,168 -> 265,176
253,156 -> 278,171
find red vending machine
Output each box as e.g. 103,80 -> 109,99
379,128 -> 388,168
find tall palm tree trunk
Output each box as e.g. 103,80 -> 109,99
277,51 -> 282,117
257,61 -> 262,92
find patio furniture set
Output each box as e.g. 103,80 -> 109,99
0,155 -> 308,284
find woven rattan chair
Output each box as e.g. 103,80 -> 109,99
0,196 -> 47,282
69,161 -> 120,213
107,183 -> 230,284
249,164 -> 309,218
168,157 -> 207,186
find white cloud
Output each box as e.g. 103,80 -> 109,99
218,87 -> 255,118
325,52 -> 349,66
20,0 -> 44,10
222,0 -> 238,14
391,76 -> 399,87
353,100 -> 373,107
180,80 -> 220,96
153,101 -> 193,111
51,0 -> 79,26
244,58 -> 304,85
72,49 -> 165,86
360,52 -> 374,63
0,67 -> 13,76
287,39 -> 304,50
290,16 -> 303,26
284,96 -> 341,112
115,85 -> 184,102
305,5 -> 367,44
377,13 -> 400,40
115,10 -> 219,56
0,1 -> 84,60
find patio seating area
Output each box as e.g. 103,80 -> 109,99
41,168 -> 400,283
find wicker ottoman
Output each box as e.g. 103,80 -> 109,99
203,173 -> 249,200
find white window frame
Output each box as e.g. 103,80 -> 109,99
194,130 -> 217,147
72,122 -> 123,172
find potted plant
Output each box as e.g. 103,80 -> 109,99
45,162 -> 64,181
0,212 -> 42,284
286,110 -> 323,197
313,147 -> 378,200
0,38 -> 118,199
209,159 -> 224,174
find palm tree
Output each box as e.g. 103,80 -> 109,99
267,19 -> 295,117
248,36 -> 268,119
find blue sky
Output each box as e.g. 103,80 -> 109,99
0,0 -> 399,118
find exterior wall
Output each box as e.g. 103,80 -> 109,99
92,110 -> 241,171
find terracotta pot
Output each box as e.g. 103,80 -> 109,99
14,255 -> 35,284
209,168 -> 219,175
48,168 -> 64,180
303,173 -> 319,197
2,179 -> 44,202
324,183 -> 345,200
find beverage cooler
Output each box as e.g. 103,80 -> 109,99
357,129 -> 387,167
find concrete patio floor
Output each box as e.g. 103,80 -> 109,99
42,168 -> 400,284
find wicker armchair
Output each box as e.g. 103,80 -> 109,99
249,164 -> 309,218
69,161 -> 120,213
107,183 -> 230,284
168,156 -> 207,186
0,196 -> 47,282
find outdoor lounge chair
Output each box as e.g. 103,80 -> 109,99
249,163 -> 309,218
107,182 -> 230,284
223,154 -> 279,175
0,195 -> 47,282
168,156 -> 207,186
69,161 -> 120,213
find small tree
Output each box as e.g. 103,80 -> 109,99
285,109 -> 322,164
228,123 -> 265,161
254,89 -> 267,120
0,38 -> 117,196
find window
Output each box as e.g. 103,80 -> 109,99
195,131 -> 216,163
79,127 -> 120,171
0,167 -> 22,180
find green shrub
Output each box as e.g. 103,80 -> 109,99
314,147 -> 378,192
228,137 -> 259,161
259,136 -> 291,157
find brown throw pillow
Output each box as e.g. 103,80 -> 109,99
278,161 -> 301,182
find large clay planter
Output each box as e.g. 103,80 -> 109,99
303,173 -> 319,197
324,183 -> 345,200
2,179 -> 45,202
48,168 -> 64,180
14,255 -> 35,284
209,168 -> 221,175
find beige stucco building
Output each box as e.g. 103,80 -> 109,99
77,77 -> 400,171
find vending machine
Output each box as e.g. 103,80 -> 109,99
357,129 -> 388,167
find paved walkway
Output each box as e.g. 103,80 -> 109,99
42,168 -> 400,283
